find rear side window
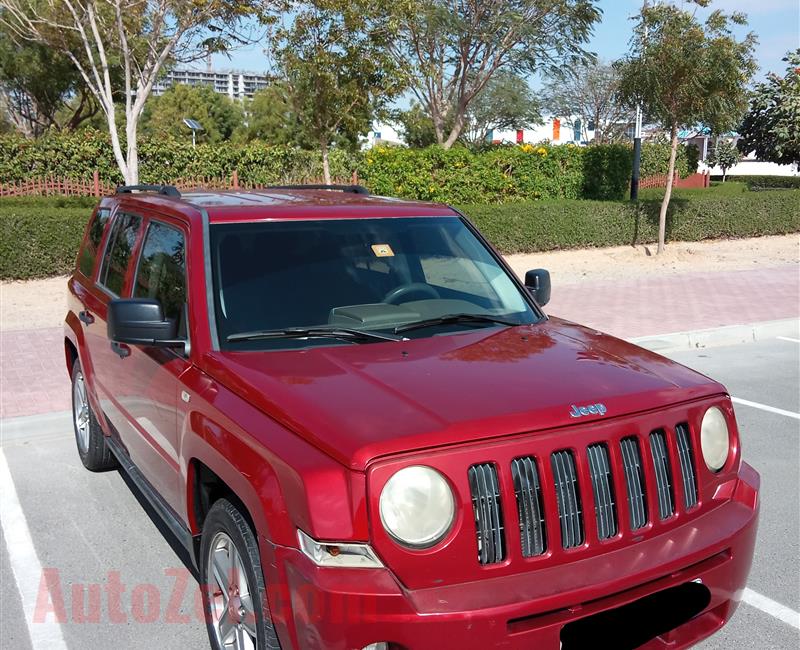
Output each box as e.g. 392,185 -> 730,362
77,208 -> 111,277
133,221 -> 187,322
98,213 -> 142,295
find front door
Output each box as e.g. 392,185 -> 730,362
113,217 -> 190,514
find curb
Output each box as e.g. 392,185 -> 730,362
628,318 -> 800,353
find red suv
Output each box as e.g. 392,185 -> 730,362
65,184 -> 759,650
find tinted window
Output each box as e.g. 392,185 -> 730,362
78,208 -> 111,277
99,213 -> 142,295
211,216 -> 536,349
133,221 -> 187,322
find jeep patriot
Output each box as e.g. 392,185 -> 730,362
64,184 -> 759,650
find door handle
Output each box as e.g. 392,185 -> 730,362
78,310 -> 95,325
110,341 -> 131,358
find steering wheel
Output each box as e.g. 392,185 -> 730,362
383,282 -> 441,305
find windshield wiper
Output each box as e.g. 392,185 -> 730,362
394,313 -> 518,334
227,326 -> 404,344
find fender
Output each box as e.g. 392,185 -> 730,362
178,365 -> 368,550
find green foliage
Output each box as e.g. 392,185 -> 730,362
581,144 -> 632,200
359,143 -> 585,203
616,2 -> 757,135
0,204 -> 89,279
239,84 -> 303,145
462,190 -> 800,254
705,138 -> 741,179
392,103 -> 441,148
638,141 -> 699,179
141,84 -> 244,144
737,50 -> 800,167
717,175 -> 800,190
275,0 -> 405,180
462,71 -> 542,145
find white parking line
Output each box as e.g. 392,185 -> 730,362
743,588 -> 800,630
776,336 -> 800,343
0,448 -> 68,650
731,397 -> 800,421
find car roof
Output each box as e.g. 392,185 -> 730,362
104,188 -> 458,224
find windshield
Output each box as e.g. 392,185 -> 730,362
211,216 -> 540,349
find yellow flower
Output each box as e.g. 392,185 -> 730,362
521,143 -> 534,153
536,146 -> 547,156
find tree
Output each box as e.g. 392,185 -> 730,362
616,0 -> 756,253
274,1 -> 405,184
0,24 -> 101,136
706,138 -> 740,181
737,50 -> 800,168
392,102 -> 440,148
384,0 -> 600,149
239,82 -> 303,145
541,61 -> 628,143
0,0 -> 259,183
141,84 -> 244,144
462,71 -> 541,146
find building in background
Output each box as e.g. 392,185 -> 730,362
152,68 -> 272,101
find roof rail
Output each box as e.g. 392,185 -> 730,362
116,184 -> 181,198
264,184 -> 370,195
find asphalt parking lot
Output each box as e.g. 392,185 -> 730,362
1,337 -> 798,649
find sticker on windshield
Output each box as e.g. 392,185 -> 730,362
371,243 -> 394,257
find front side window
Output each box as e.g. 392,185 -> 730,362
98,213 -> 142,295
78,207 -> 111,277
133,221 -> 187,324
211,216 -> 538,349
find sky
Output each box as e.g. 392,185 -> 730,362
212,0 -> 800,84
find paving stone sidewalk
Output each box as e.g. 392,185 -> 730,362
1,265 -> 798,420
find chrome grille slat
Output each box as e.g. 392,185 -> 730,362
468,463 -> 505,564
551,450 -> 584,548
649,430 -> 675,519
620,437 -> 648,530
511,457 -> 546,556
587,443 -> 617,539
675,423 -> 699,509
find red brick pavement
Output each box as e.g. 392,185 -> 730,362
1,265 -> 798,420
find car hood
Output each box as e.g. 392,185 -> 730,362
204,317 -> 724,470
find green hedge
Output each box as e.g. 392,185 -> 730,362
2,190 -> 797,280
462,190 -> 800,254
0,131 -> 698,203
709,175 -> 800,190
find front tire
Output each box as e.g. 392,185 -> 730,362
71,360 -> 117,472
200,499 -> 281,650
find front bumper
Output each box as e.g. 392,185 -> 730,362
266,462 -> 759,650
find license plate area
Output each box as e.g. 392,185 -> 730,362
560,581 -> 711,649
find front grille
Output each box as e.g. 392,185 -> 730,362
551,450 -> 584,549
587,444 -> 617,539
511,457 -> 547,556
675,423 -> 698,509
620,436 -> 648,531
466,422 -> 702,565
468,463 -> 505,564
649,430 -> 675,519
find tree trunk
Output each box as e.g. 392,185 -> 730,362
442,112 -> 465,150
657,123 -> 679,254
106,111 -> 131,185
126,121 -> 139,186
321,141 -> 331,185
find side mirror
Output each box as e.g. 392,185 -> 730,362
107,298 -> 181,347
524,269 -> 551,307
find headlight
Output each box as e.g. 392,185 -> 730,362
379,465 -> 455,548
700,406 -> 730,472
